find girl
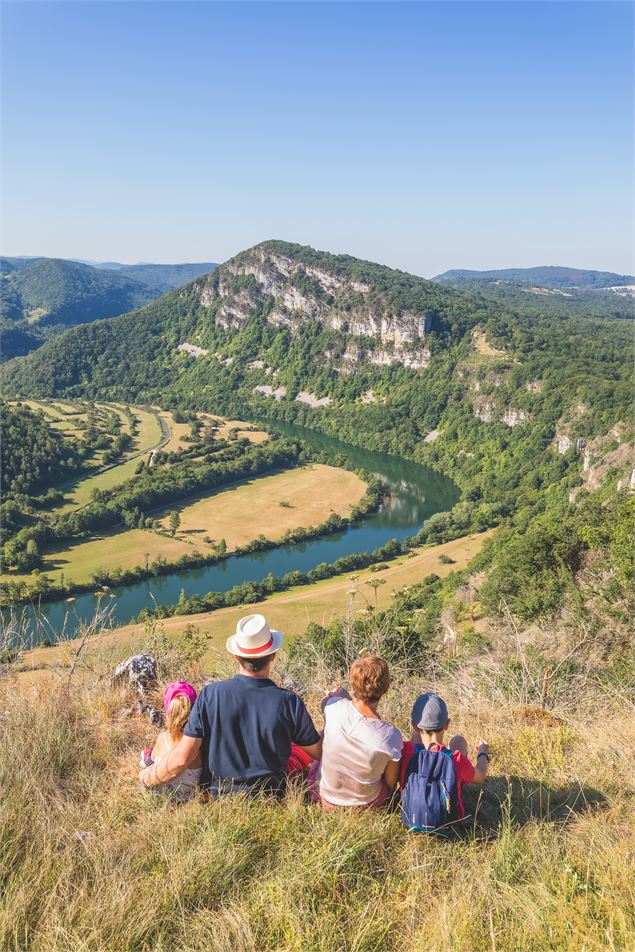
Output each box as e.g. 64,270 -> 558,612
140,681 -> 202,801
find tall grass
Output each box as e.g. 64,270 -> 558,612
1,631 -> 633,951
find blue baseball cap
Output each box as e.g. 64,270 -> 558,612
411,692 -> 449,731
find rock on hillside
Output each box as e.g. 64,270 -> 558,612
191,240 -> 454,368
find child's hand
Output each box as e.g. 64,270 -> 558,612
477,739 -> 489,756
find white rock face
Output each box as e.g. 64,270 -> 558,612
197,246 -> 435,371
502,409 -> 530,427
475,402 -> 496,423
253,384 -> 286,400
369,348 -> 430,369
424,429 -> 440,443
556,434 -> 573,454
295,391 -> 331,408
178,342 -> 208,357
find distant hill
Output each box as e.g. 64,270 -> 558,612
0,257 -> 218,358
433,265 -> 635,290
99,262 -> 218,294
431,266 -> 634,320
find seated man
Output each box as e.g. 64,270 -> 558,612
139,613 -> 322,798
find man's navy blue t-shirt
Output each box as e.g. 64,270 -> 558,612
183,674 -> 320,796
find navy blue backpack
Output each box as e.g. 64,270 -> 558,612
400,745 -> 460,836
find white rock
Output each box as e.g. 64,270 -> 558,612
177,342 -> 208,358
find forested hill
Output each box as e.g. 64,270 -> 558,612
0,257 -> 218,359
94,261 -> 218,293
433,265 -> 635,289
2,238 -> 632,541
431,265 -> 635,321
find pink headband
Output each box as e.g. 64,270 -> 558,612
163,681 -> 197,712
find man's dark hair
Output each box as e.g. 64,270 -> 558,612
237,655 -> 271,673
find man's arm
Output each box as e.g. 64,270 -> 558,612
297,738 -> 322,760
139,735 -> 202,788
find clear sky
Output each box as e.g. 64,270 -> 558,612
1,1 -> 633,276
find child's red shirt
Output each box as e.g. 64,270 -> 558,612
400,741 -> 476,818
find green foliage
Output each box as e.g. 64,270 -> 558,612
0,402 -> 82,495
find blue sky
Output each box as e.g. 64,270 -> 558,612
1,1 -> 633,276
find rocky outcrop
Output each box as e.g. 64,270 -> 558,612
177,342 -> 208,358
295,391 -> 331,408
253,384 -> 286,400
197,243 -> 437,371
502,409 -> 530,427
474,402 -> 496,423
556,434 -> 573,454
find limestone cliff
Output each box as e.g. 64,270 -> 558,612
194,241 -> 437,369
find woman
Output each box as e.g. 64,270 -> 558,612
140,681 -> 202,801
309,655 -> 402,808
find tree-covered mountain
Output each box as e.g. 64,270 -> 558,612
3,239 -> 632,542
94,261 -> 218,293
433,265 -> 635,289
0,257 -> 218,359
431,265 -> 634,321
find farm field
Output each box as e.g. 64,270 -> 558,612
155,410 -> 192,453
157,463 -> 365,548
50,406 -> 164,512
1,464 -> 367,587
8,528 -> 197,587
18,531 -> 491,678
213,417 -> 269,443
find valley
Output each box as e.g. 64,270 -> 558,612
1,241 -> 632,952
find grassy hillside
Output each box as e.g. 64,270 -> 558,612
2,505 -> 633,951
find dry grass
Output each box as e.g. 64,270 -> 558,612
213,418 -> 269,443
157,464 -> 366,547
1,625 -> 633,952
18,533 -> 490,680
4,528 -> 199,587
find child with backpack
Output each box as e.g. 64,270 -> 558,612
400,692 -> 489,835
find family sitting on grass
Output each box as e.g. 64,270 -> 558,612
139,613 -> 490,834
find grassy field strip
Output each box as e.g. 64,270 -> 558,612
209,416 -> 269,444
129,407 -> 163,456
158,463 -> 365,548
2,465 -> 367,586
19,531 -> 492,679
18,399 -> 70,420
156,411 -> 192,453
46,406 -> 165,512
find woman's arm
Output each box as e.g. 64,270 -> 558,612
382,759 -> 400,791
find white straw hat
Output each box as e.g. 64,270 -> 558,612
226,613 -> 283,658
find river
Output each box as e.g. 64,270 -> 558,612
7,422 -> 458,645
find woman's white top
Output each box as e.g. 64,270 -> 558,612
148,732 -> 202,801
317,697 -> 402,806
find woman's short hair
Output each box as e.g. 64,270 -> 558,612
349,655 -> 390,703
